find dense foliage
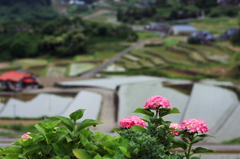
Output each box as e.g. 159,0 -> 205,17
0,0 -> 51,6
0,96 -> 214,159
0,0 -> 58,22
0,16 -> 138,61
116,0 -> 239,23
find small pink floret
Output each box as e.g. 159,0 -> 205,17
144,95 -> 171,109
21,132 -> 32,139
119,116 -> 147,128
169,123 -> 182,135
181,119 -> 209,133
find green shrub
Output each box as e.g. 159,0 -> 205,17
230,34 -> 240,46
0,98 -> 214,159
187,37 -> 201,44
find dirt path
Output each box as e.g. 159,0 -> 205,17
220,42 -> 240,52
0,62 -> 10,69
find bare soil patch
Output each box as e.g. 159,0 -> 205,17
0,62 -> 10,69
184,65 -> 232,77
0,119 -> 43,125
220,42 -> 240,52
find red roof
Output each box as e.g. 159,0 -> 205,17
23,78 -> 35,83
0,70 -> 32,82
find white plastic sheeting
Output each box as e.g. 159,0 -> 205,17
57,75 -> 167,90
118,81 -> 189,123
182,83 -> 239,143
60,91 -> 102,121
0,93 -> 73,118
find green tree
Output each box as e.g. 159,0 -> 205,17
155,0 -> 169,8
195,0 -> 218,17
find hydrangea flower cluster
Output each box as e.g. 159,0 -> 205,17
181,119 -> 209,133
21,132 -> 32,139
144,95 -> 171,109
169,123 -> 182,135
119,116 -> 147,128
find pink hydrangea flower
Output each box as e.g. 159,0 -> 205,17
144,95 -> 171,109
21,132 -> 32,139
181,119 -> 209,133
119,116 -> 147,128
169,123 -> 182,135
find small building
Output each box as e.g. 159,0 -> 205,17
69,0 -> 85,5
188,30 -> 215,44
169,25 -> 196,35
0,70 -> 38,91
144,22 -> 169,32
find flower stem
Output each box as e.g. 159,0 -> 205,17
186,143 -> 193,159
186,134 -> 194,159
155,108 -> 159,119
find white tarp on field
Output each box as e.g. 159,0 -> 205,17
205,103 -> 240,143
182,83 -> 239,143
118,81 -> 189,123
60,90 -> 102,121
0,91 -> 102,121
57,75 -> 168,90
0,93 -> 73,118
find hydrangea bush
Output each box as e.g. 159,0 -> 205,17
116,95 -> 214,159
0,95 -> 214,159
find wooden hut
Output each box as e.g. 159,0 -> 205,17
0,70 -> 38,91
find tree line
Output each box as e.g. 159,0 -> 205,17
0,16 -> 138,61
116,0 -> 240,23
0,0 -> 51,6
0,0 -> 58,22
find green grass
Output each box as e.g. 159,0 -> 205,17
87,41 -> 129,59
26,65 -> 46,76
45,66 -> 66,77
0,132 -> 22,137
178,43 -> 232,63
40,65 -> 49,77
162,40 -> 179,46
222,136 -> 240,144
137,31 -> 161,41
145,46 -> 194,65
0,124 -> 38,133
190,17 -> 238,35
131,48 -> 166,65
11,58 -> 48,67
118,58 -> 142,69
171,46 -> 208,64
68,63 -> 96,76
128,53 -> 154,68
73,55 -> 94,61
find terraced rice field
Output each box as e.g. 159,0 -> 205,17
12,59 -> 48,68
68,63 -> 96,76
106,40 -> 237,79
189,18 -> 238,35
117,58 -> 142,70
45,66 -> 66,77
130,49 -> 166,65
145,47 -> 194,65
26,65 -> 46,76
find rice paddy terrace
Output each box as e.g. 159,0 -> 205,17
0,38 -> 238,82
108,41 -> 237,80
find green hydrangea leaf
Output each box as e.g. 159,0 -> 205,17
49,116 -> 74,131
130,125 -> 147,133
77,119 -> 103,132
70,109 -> 85,121
193,147 -> 215,153
72,149 -> 92,159
0,147 -> 22,154
133,108 -> 154,117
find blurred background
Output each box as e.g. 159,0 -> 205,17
0,0 -> 240,158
